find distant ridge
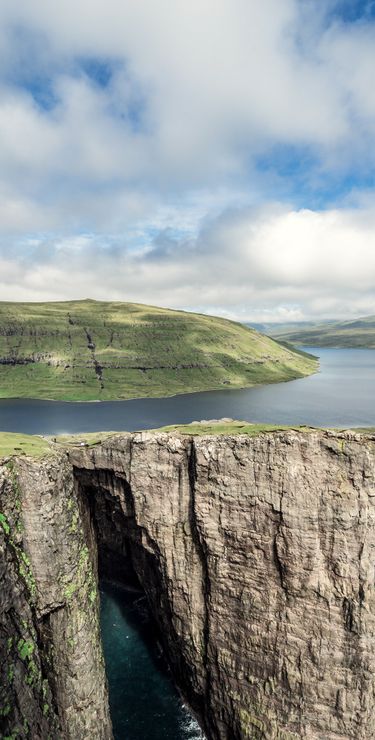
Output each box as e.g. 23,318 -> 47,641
268,315 -> 375,348
0,300 -> 317,401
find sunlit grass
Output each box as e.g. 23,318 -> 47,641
0,432 -> 53,459
147,420 -> 311,435
0,299 -> 318,401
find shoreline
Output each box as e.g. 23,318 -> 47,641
0,363 -> 320,405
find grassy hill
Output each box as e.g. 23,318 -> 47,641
270,316 -> 375,348
0,300 -> 318,401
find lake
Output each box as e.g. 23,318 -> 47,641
0,348 -> 374,434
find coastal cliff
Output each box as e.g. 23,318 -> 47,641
0,452 -> 112,740
1,429 -> 375,738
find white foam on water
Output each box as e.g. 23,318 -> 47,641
179,703 -> 206,739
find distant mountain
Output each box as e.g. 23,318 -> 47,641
264,316 -> 375,348
246,321 -> 325,335
0,300 -> 318,401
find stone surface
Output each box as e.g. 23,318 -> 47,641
0,452 -> 112,740
1,429 -> 375,739
71,429 -> 375,740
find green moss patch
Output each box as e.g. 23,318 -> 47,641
0,512 -> 10,534
17,639 -> 34,661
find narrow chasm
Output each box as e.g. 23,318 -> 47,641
74,469 -> 205,740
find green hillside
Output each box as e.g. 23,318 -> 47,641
0,300 -> 318,401
271,315 -> 375,348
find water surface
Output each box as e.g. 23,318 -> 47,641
0,348 -> 374,433
100,583 -> 204,740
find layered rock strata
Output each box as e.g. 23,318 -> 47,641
1,429 -> 375,739
0,453 -> 112,740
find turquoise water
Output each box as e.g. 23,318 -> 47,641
100,582 -> 205,740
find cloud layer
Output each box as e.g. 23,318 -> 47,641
0,1 -> 375,318
2,201 -> 375,321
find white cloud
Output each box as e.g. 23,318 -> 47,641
1,201 -> 375,320
0,0 -> 373,197
0,1 -> 374,319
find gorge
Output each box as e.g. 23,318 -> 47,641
1,428 -> 375,739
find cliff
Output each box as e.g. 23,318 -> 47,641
1,429 -> 375,739
0,451 -> 112,739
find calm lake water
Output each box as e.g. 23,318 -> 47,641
0,348 -> 374,434
100,583 -> 204,740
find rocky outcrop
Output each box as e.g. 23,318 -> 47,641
1,429 -> 375,739
0,453 -> 112,740
70,429 -> 375,740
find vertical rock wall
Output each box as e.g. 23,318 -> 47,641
1,429 -> 375,740
71,430 -> 375,740
0,452 -> 112,740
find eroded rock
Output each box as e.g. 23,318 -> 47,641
1,429 -> 375,739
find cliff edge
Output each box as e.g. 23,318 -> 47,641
1,429 -> 375,739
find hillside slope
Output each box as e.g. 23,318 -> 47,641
0,300 -> 318,400
271,315 -> 375,348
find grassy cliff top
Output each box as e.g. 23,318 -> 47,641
270,315 -> 375,348
147,420 -> 297,435
1,424 -> 374,459
150,421 -> 375,436
55,421 -> 375,443
0,299 -> 317,401
53,423 -> 297,445
0,433 -> 52,459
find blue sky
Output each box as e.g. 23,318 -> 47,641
0,0 -> 375,320
330,0 -> 375,22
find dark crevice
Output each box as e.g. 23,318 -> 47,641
188,441 -> 211,722
273,489 -> 286,590
36,612 -> 64,730
38,602 -> 65,619
0,356 -> 35,365
73,463 -> 206,740
83,327 -> 105,390
273,535 -> 286,589
343,597 -> 357,634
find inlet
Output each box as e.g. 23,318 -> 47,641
100,582 -> 204,740
75,469 -> 205,740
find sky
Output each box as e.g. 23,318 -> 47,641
1,0 -> 375,322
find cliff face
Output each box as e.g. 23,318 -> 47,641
0,452 -> 112,740
71,430 -> 375,740
1,430 -> 375,739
